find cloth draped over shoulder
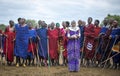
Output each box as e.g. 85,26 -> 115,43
36,28 -> 48,59
48,28 -> 59,60
84,24 -> 95,59
27,29 -> 37,58
3,26 -> 15,62
14,24 -> 29,59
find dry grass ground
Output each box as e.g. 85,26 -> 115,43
0,64 -> 120,76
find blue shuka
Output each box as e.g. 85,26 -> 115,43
111,27 -> 120,63
29,29 -> 37,41
99,25 -> 109,34
98,25 -> 109,54
0,34 -> 4,49
79,25 -> 84,48
0,34 -> 4,57
14,24 -> 29,59
36,28 -> 48,59
27,29 -> 37,59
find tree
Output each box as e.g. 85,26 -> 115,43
0,24 -> 6,32
26,19 -> 37,27
105,14 -> 120,26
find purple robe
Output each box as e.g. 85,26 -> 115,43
67,27 -> 80,72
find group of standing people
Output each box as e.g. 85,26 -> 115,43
0,17 -> 120,72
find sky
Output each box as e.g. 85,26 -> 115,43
0,0 -> 120,25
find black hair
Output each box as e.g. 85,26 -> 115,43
66,21 -> 70,27
95,20 -> 100,24
9,20 -> 14,24
18,17 -> 21,22
88,17 -> 93,20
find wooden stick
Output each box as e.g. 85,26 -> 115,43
100,39 -> 111,62
102,37 -> 118,69
5,35 -> 8,65
100,52 -> 120,65
92,37 -> 100,62
80,37 -> 86,65
47,37 -> 50,68
35,38 -> 39,67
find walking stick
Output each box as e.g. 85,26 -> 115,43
59,45 -> 64,65
100,52 -> 120,65
47,37 -> 50,68
80,37 -> 86,65
13,38 -> 15,65
5,35 -> 8,65
100,38 -> 111,63
92,37 -> 100,63
35,37 -> 40,67
102,36 -> 118,69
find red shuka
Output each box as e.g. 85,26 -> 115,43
4,26 -> 15,62
61,28 -> 68,59
94,26 -> 101,37
84,24 -> 95,59
93,26 -> 101,60
48,28 -> 59,60
28,42 -> 36,55
0,30 -> 2,34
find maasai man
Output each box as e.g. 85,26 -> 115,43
47,24 -> 51,29
3,20 -> 15,65
14,18 -> 22,65
108,18 -> 114,27
99,18 -> 114,68
67,20 -> 80,72
0,30 -> 3,53
15,18 -> 21,26
38,20 -> 43,28
99,19 -> 109,35
93,20 -> 101,65
44,21 -> 48,29
37,22 -> 48,66
61,21 -> 68,66
48,22 -> 59,66
110,20 -> 120,69
56,23 -> 61,37
78,20 -> 85,65
82,21 -> 86,26
0,29 -> 4,62
84,17 -> 95,66
56,23 -> 62,65
14,18 -> 29,67
97,19 -> 109,64
78,20 -> 84,49
56,23 -> 61,53
27,23 -> 37,66
66,21 -> 70,28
